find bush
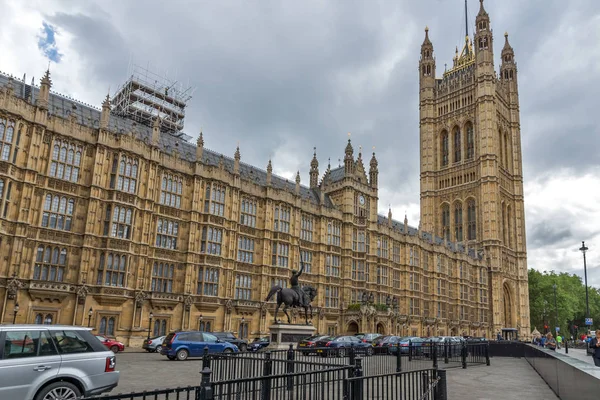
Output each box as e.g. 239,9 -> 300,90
347,303 -> 361,311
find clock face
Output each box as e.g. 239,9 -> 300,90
359,195 -> 365,205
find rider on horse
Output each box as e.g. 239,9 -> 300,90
290,262 -> 306,308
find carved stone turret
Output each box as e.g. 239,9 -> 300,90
36,69 -> 52,110
100,94 -> 111,130
196,130 -> 204,161
234,145 -> 241,175
266,159 -> 273,186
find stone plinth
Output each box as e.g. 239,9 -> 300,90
267,323 -> 316,350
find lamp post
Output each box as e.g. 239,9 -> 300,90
553,284 -> 559,335
240,317 -> 246,339
579,241 -> 590,320
12,302 -> 19,324
199,313 -> 203,330
147,311 -> 154,340
87,307 -> 93,328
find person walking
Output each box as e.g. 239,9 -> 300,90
545,333 -> 557,351
556,334 -> 562,349
591,330 -> 600,367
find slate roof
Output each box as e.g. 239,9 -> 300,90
0,72 -> 334,208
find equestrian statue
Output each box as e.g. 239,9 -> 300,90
265,257 -> 317,325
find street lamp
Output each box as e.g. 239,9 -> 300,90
553,284 -> 559,335
579,241 -> 590,320
147,311 -> 154,340
240,317 -> 246,339
87,307 -> 93,328
12,302 -> 19,324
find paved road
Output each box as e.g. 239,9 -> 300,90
109,351 -> 559,399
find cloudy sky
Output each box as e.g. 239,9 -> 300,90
0,0 -> 599,286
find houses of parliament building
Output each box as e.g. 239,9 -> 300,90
0,1 -> 529,344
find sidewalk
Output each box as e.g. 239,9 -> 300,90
556,347 -> 594,365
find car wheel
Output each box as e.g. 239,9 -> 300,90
366,347 -> 374,356
35,381 -> 81,400
176,349 -> 189,361
338,348 -> 346,358
239,344 -> 247,352
223,348 -> 233,354
155,345 -> 162,353
167,355 -> 176,360
110,345 -> 120,353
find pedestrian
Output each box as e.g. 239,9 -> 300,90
591,330 -> 600,367
497,331 -> 502,341
545,333 -> 557,351
556,334 -> 562,349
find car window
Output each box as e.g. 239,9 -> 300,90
3,330 -> 40,359
96,335 -> 107,342
177,333 -> 190,341
187,332 -> 203,342
39,330 -> 58,357
51,330 -> 95,354
202,333 -> 218,343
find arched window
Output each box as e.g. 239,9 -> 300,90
454,202 -> 463,242
467,200 -> 477,240
499,130 -> 504,166
507,205 -> 512,248
453,127 -> 461,162
99,317 -> 107,334
153,319 -> 167,337
33,245 -> 67,282
466,123 -> 474,159
441,131 -> 449,167
504,133 -> 510,170
161,320 -> 167,336
199,320 -> 212,332
441,204 -> 450,241
35,313 -> 43,324
44,314 -> 53,325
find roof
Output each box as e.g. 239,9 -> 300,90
0,72 -> 334,208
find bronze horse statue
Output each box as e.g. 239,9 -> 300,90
265,285 -> 318,325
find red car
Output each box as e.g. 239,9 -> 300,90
96,335 -> 125,353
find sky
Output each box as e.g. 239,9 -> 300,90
0,0 -> 599,287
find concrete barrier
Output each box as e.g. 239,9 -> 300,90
524,344 -> 600,400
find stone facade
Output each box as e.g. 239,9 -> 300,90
418,0 -> 530,339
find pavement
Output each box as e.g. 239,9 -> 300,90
555,347 -> 594,364
110,351 -> 560,399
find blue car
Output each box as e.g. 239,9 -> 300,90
161,331 -> 238,361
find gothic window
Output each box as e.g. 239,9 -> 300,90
273,205 -> 290,233
453,127 -> 461,162
240,198 -> 257,227
441,131 -> 449,167
466,123 -> 474,159
352,230 -> 366,252
409,272 -> 420,291
325,286 -> 339,308
0,178 -> 9,218
199,320 -> 212,332
393,270 -> 400,289
34,313 -> 53,325
156,218 -> 179,249
152,262 -> 174,293
153,319 -> 167,337
201,226 -> 223,255
106,205 -> 133,239
377,266 -> 389,286
392,243 -> 400,263
327,221 -> 341,246
300,215 -> 313,241
351,259 -> 366,280
99,317 -> 116,336
409,247 -> 419,267
97,253 -> 126,287
507,206 -> 512,248
0,119 -> 15,161
109,154 -> 138,193
409,298 -> 420,316
238,321 -> 249,339
49,139 -> 83,183
34,245 -> 67,282
198,267 -> 219,296
204,183 -> 226,216
42,194 -> 75,231
271,242 -> 289,267
441,204 -> 450,241
237,236 -> 255,263
504,133 -> 510,170
160,174 -> 183,208
426,65 -> 431,75
325,255 -> 340,277
454,202 -> 463,242
300,250 -> 312,273
467,200 -> 477,240
234,274 -> 252,300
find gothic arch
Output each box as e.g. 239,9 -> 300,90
452,125 -> 461,163
464,121 -> 474,160
466,198 -> 477,241
453,200 -> 463,242
440,130 -> 449,167
347,321 -> 359,335
440,202 -> 450,240
376,322 -> 386,335
503,282 -> 515,328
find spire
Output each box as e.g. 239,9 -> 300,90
234,144 -> 241,175
477,0 -> 488,17
422,26 -> 432,46
388,206 -> 392,227
100,93 -> 111,130
369,150 -> 378,188
151,117 -> 160,146
344,135 -> 355,175
464,0 -> 469,40
196,130 -> 204,161
502,32 -> 514,54
266,159 -> 273,186
310,147 -> 319,169
309,147 -> 319,189
295,171 -> 301,195
404,213 -> 408,234
500,32 -> 517,83
36,68 -> 52,110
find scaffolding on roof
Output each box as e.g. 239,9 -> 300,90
111,63 -> 194,137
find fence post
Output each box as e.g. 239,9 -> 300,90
461,342 -> 467,369
396,344 -> 402,372
485,343 -> 490,366
349,344 -> 356,375
408,340 -> 412,362
352,357 -> 364,400
198,367 -> 213,400
434,369 -> 447,400
422,370 -> 430,398
444,339 -> 449,364
261,351 -> 273,400
287,344 -> 295,391
432,341 -> 438,369
202,346 -> 211,369
565,339 -> 569,354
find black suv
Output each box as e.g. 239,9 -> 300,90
211,332 -> 248,352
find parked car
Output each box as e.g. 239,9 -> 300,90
249,337 -> 270,352
161,331 -> 238,361
95,335 -> 125,353
211,332 -> 248,352
297,335 -> 331,354
397,337 -> 425,354
354,333 -> 382,343
373,335 -> 402,353
0,324 -> 119,400
315,335 -> 374,357
142,335 -> 166,353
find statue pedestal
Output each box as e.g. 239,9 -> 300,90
266,323 -> 316,350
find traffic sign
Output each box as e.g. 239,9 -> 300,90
585,318 -> 593,326
555,327 -> 560,332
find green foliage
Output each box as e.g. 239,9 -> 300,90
347,303 -> 361,311
346,303 -> 389,312
528,269 -> 600,338
374,303 -> 389,312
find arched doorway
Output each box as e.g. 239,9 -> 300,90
347,321 -> 359,335
376,322 -> 386,335
503,283 -> 514,328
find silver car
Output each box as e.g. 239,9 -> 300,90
0,324 -> 119,400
